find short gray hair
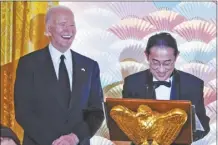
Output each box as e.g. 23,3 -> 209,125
45,5 -> 73,25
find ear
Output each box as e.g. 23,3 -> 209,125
45,24 -> 52,36
175,51 -> 180,61
145,51 -> 149,61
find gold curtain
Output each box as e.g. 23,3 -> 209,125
1,1 -> 58,142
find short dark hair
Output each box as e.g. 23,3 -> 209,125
145,32 -> 179,56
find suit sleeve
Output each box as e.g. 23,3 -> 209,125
193,80 -> 210,141
14,58 -> 61,145
72,61 -> 104,144
86,61 -> 104,134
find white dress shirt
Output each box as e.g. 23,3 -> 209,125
153,77 -> 172,100
49,44 -> 73,91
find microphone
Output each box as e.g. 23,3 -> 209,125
145,84 -> 156,99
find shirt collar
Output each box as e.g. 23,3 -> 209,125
49,43 -> 71,63
153,76 -> 172,82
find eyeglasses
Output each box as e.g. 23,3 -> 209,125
149,60 -> 175,70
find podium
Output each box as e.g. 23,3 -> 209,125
104,98 -> 193,145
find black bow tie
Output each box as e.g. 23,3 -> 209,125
153,81 -> 171,88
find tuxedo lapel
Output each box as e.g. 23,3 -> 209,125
145,70 -> 156,99
170,69 -> 180,100
40,47 -> 58,84
68,50 -> 87,110
38,47 -> 68,110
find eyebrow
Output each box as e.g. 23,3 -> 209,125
152,59 -> 172,62
57,22 -> 75,25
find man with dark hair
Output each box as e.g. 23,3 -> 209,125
0,124 -> 20,145
122,32 -> 210,144
14,6 -> 104,145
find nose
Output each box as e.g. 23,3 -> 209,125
158,64 -> 165,73
63,26 -> 71,31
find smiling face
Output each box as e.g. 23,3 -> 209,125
146,46 -> 179,81
46,7 -> 76,52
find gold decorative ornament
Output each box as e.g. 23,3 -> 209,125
110,105 -> 187,145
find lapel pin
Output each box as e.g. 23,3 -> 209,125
81,68 -> 85,72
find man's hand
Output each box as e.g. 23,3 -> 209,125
1,137 -> 18,145
52,133 -> 79,145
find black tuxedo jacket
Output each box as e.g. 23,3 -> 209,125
14,46 -> 104,145
123,69 -> 210,142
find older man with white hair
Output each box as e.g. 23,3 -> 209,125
14,5 -> 104,145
